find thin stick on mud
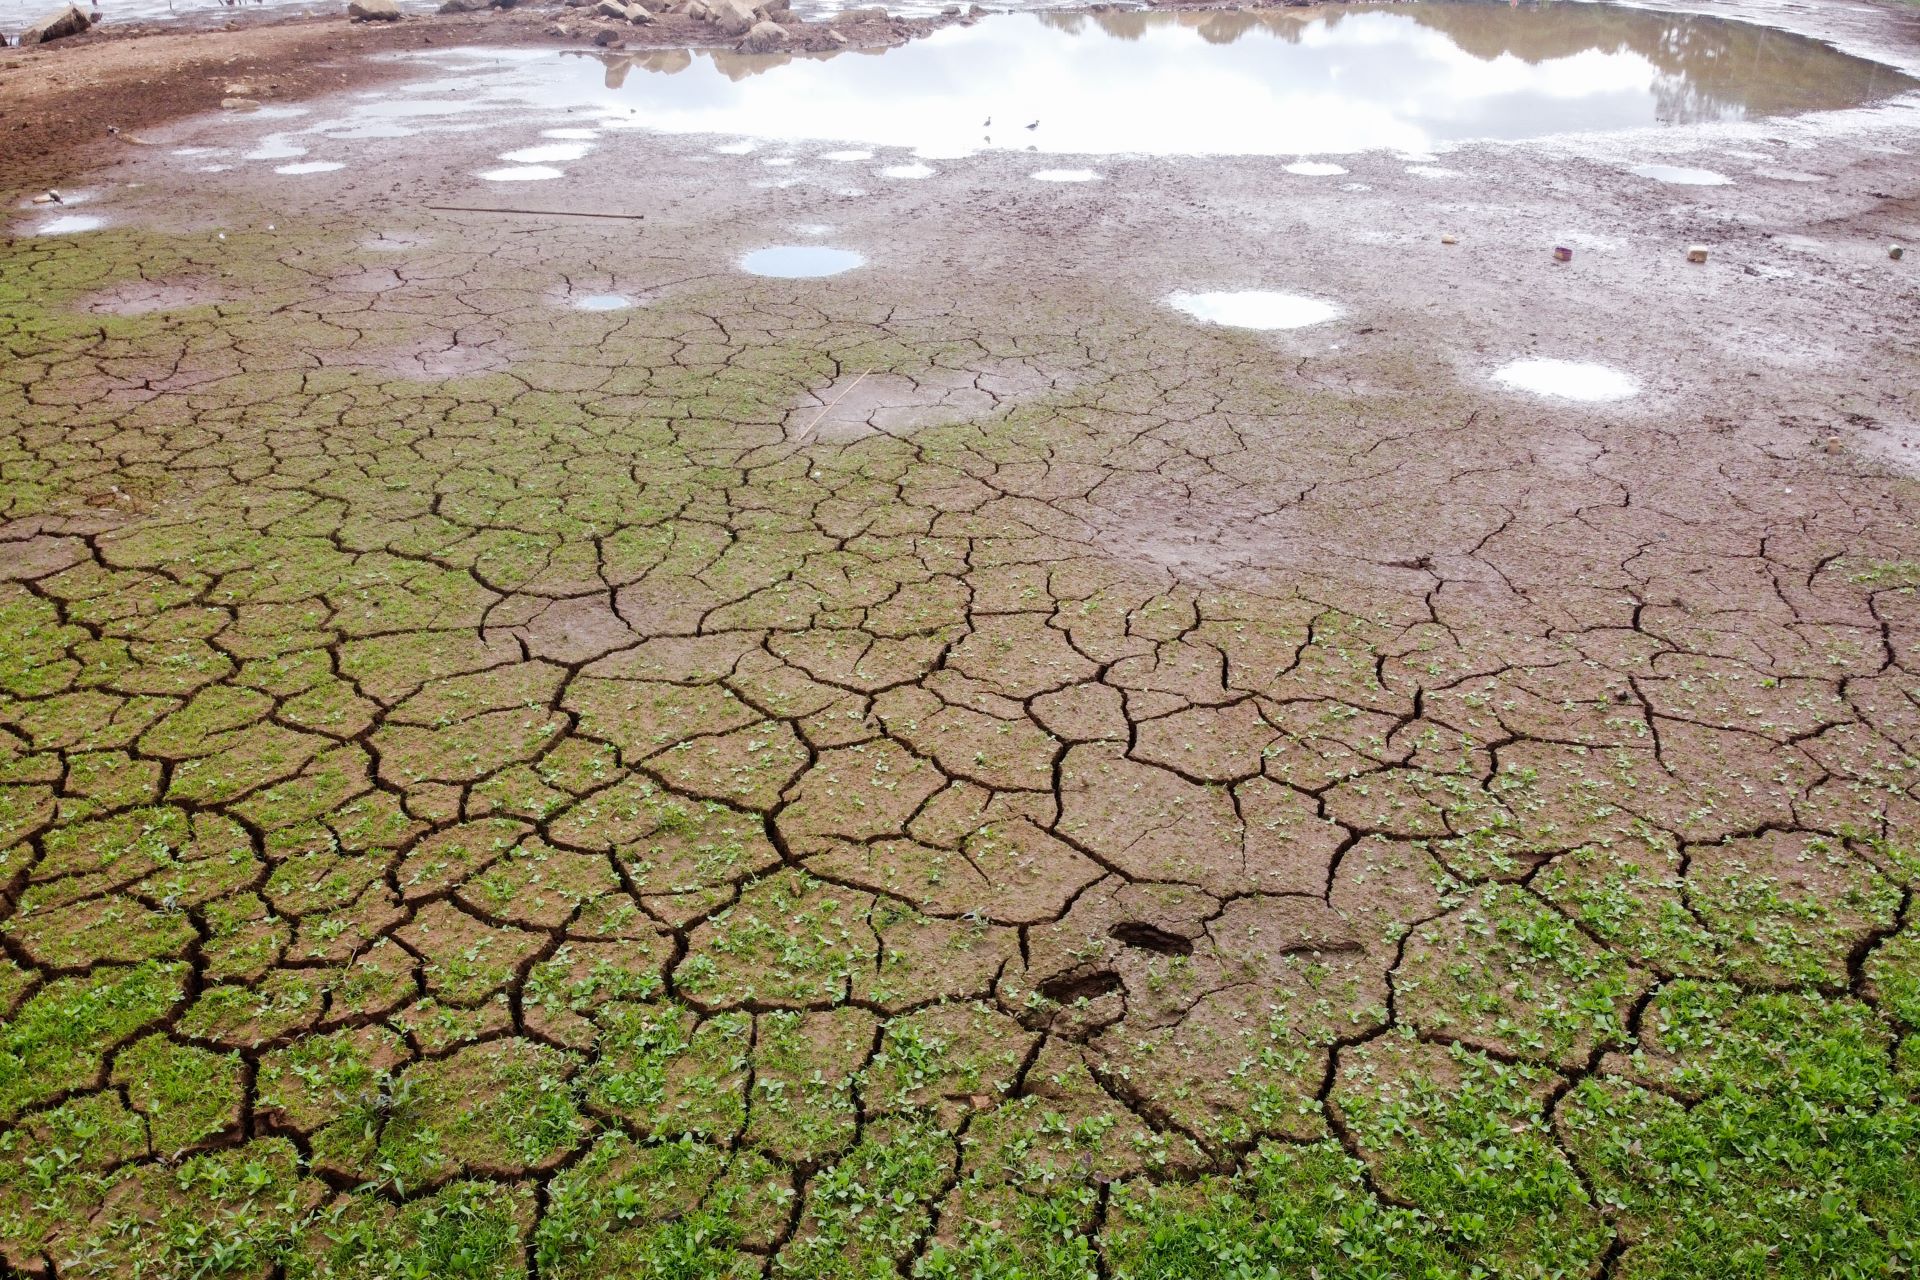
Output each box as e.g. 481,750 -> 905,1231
795,369 -> 872,442
424,205 -> 648,220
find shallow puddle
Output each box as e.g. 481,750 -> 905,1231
31,214 -> 106,235
275,161 -> 344,175
571,294 -> 634,310
478,165 -> 564,181
502,143 -> 594,163
1285,161 -> 1348,176
1033,168 -> 1100,182
1630,163 -> 1733,185
380,6 -> 1916,160
1492,358 -> 1639,402
1168,290 -> 1340,331
740,246 -> 866,277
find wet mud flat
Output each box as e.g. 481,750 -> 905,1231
3,0 -> 1920,1276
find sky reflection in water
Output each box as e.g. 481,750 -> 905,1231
384,5 -> 1916,158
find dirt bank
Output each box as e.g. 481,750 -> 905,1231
0,2 -> 951,194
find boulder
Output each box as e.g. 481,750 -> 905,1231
707,0 -> 754,36
347,0 -> 401,18
626,3 -> 653,21
19,4 -> 91,43
593,0 -> 625,15
740,17 -> 785,49
438,0 -> 484,11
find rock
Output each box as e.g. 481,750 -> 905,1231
438,0 -> 483,11
707,0 -> 754,35
220,96 -> 261,110
823,25 -> 846,43
591,23 -> 621,43
347,0 -> 401,18
626,2 -> 653,21
593,0 -> 625,15
20,4 -> 91,43
741,17 -> 785,48
686,0 -> 709,17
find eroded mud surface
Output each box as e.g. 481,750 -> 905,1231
3,2 -> 1920,1276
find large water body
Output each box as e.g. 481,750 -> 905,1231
325,4 -> 1920,159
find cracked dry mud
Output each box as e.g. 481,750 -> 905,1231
5,11 -> 1920,1279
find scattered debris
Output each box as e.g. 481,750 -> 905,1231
1440,233 -> 1458,244
741,18 -> 787,50
704,0 -> 756,36
1687,244 -> 1709,263
1552,245 -> 1573,263
31,189 -> 62,204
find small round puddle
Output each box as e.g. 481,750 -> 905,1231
573,294 -> 632,311
740,245 -> 865,278
541,127 -> 600,140
275,161 -> 344,175
502,143 -> 592,164
1285,161 -> 1347,176
1630,163 -> 1731,186
881,162 -> 934,179
1168,289 -> 1340,330
244,138 -> 306,161
478,165 -> 564,181
1032,168 -> 1099,182
1492,358 -> 1639,402
33,214 -> 105,235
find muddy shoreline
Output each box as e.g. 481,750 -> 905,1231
0,1 -> 959,193
8,0 -> 1917,199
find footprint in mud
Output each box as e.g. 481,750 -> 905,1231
1108,921 -> 1195,956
